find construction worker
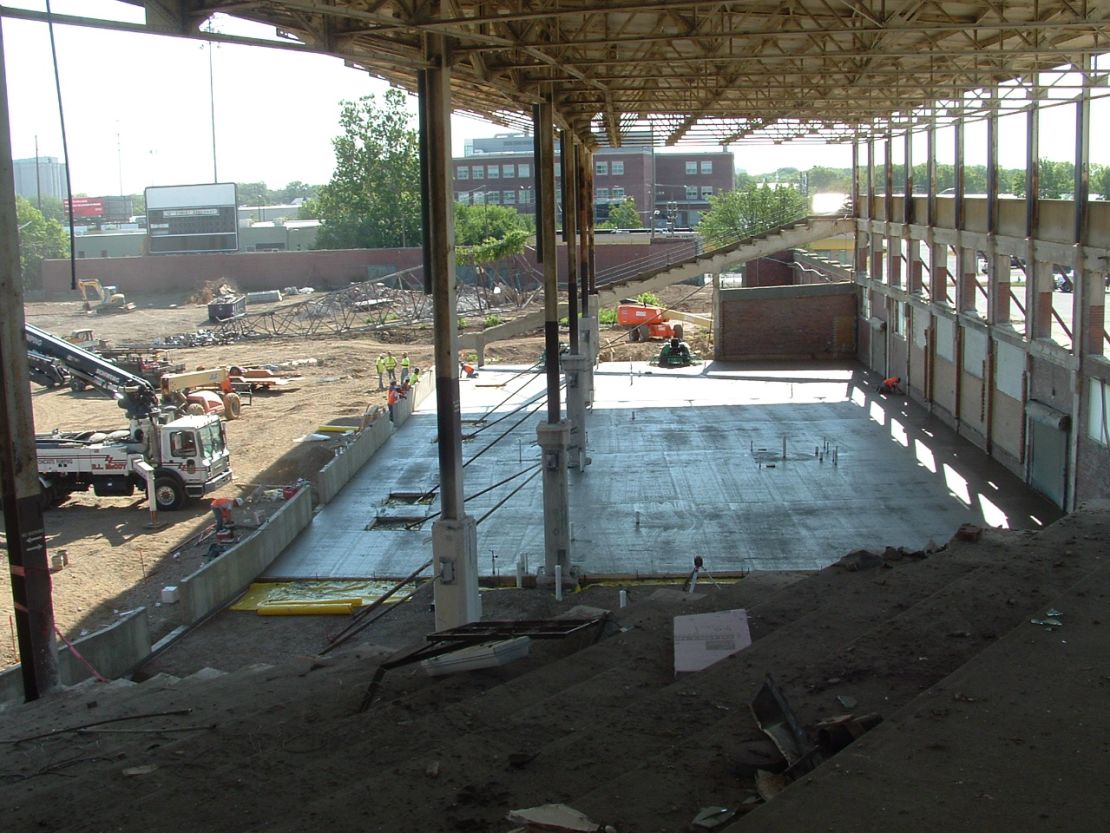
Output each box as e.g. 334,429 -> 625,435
410,367 -> 421,387
387,381 -> 406,421
211,497 -> 243,533
879,375 -> 903,395
375,354 -> 386,390
385,351 -> 398,383
400,352 -> 411,384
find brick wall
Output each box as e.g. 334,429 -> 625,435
40,239 -> 697,299
716,283 -> 857,361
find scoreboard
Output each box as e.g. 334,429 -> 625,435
145,183 -> 239,254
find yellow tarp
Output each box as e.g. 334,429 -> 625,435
231,580 -> 416,612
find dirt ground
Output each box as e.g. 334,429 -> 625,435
1,284 -> 713,671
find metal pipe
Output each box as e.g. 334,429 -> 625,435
537,97 -> 561,423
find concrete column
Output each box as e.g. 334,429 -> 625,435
535,95 -> 571,576
0,24 -> 59,700
563,354 -> 589,470
1030,260 -> 1054,340
930,241 -> 948,303
958,246 -> 978,313
420,32 -> 480,629
537,421 -> 571,577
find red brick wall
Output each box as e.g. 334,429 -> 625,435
716,284 -> 857,361
40,239 -> 699,299
743,254 -> 793,287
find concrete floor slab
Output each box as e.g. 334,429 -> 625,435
264,361 -> 1060,580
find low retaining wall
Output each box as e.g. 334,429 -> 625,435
177,486 -> 313,625
0,608 -> 150,705
1,374 -> 439,703
317,373 -> 435,504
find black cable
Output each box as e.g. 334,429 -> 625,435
463,380 -> 566,469
475,468 -> 542,526
599,281 -> 712,350
44,1 -> 77,291
405,464 -> 538,529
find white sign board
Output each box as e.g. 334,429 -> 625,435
673,609 -> 752,675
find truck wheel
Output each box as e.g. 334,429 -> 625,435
70,379 -> 85,392
153,475 -> 186,511
673,324 -> 684,340
629,326 -> 641,343
221,392 -> 242,420
185,403 -> 205,416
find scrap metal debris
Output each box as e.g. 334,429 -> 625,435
506,803 -> 607,832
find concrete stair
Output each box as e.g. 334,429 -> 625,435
0,514 -> 1102,833
461,215 -> 853,360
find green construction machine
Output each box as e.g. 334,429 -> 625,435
656,337 -> 696,368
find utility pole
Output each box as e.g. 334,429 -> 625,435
0,23 -> 60,701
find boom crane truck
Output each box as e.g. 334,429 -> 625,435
24,323 -> 233,512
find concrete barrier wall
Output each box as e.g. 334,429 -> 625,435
317,416 -> 392,505
178,486 -> 313,625
0,608 -> 150,705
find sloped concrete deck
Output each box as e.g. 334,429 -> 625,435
264,361 -> 1060,580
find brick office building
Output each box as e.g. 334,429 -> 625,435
452,136 -> 733,228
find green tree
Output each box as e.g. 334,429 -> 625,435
315,88 -> 422,250
1093,164 -> 1110,201
805,166 -> 852,192
1038,159 -> 1074,199
276,181 -> 319,203
602,197 -> 642,229
297,197 -> 320,220
454,202 -> 530,246
236,181 -> 269,205
734,171 -> 756,190
695,183 -> 808,249
16,195 -> 69,290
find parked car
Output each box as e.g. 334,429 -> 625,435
1054,265 -> 1073,293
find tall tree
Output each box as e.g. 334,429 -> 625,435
454,202 -> 530,246
601,196 -> 642,229
16,196 -> 69,290
315,88 -> 422,250
696,183 -> 808,249
236,181 -> 269,205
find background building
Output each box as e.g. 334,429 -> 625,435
453,136 -> 734,227
13,156 -> 67,203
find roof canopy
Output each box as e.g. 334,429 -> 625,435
94,2 -> 1110,146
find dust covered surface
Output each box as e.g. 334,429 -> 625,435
3,285 -> 709,669
0,509 -> 1106,833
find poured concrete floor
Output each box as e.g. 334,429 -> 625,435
264,361 -> 1061,580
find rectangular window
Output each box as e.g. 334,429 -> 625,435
685,161 -> 698,175
487,191 -> 501,204
518,163 -> 530,178
519,188 -> 533,204
455,192 -> 468,203
596,187 -> 609,201
472,166 -> 484,180
487,165 -> 500,179
502,164 -> 515,178
457,166 -> 469,180
596,161 -> 609,176
1089,379 -> 1110,447
612,186 -> 625,200
700,186 -> 713,199
503,190 -> 516,204
611,161 -> 624,175
685,186 -> 698,200
170,430 -> 197,458
473,191 -> 485,204
700,161 -> 713,174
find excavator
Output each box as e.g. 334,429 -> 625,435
78,279 -> 135,314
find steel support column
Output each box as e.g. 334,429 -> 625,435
987,88 -> 1009,326
1026,84 -> 1050,340
421,33 -> 479,629
563,134 -> 588,471
535,98 -> 570,578
0,22 -> 59,700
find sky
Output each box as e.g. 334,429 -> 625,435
2,1 -> 1106,198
